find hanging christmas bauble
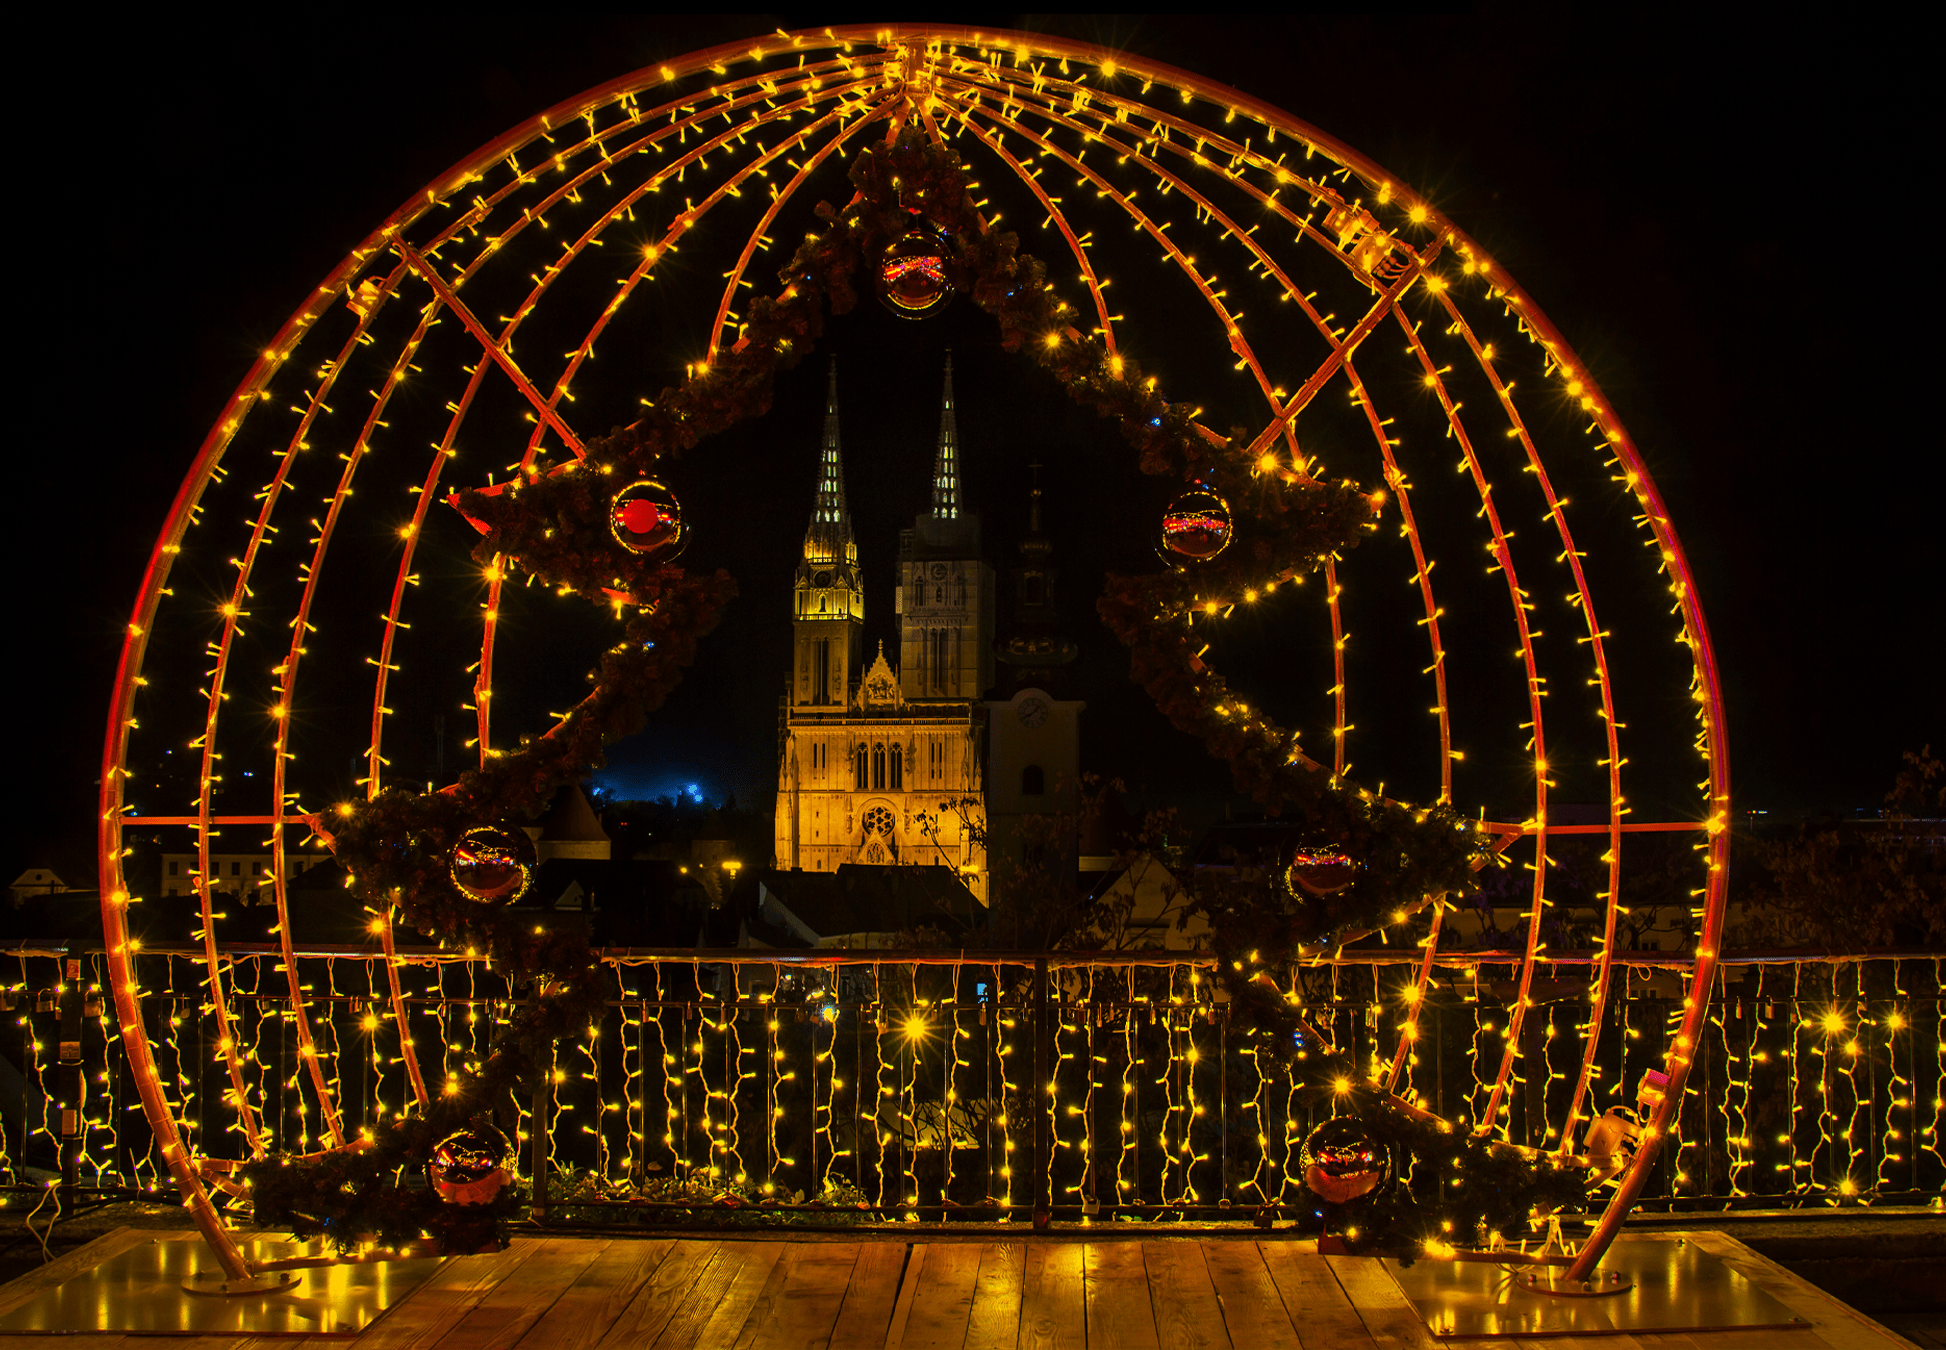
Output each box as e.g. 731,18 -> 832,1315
1284,843 -> 1361,897
426,1124 -> 513,1206
449,824 -> 536,903
1299,1118 -> 1392,1206
876,227 -> 954,318
608,479 -> 686,560
1158,485 -> 1233,562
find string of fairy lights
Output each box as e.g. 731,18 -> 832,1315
1,951 -> 1939,1213
89,28 -> 1757,1257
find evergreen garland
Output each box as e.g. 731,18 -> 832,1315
1276,1048 -> 1593,1263
249,124 -> 1576,1254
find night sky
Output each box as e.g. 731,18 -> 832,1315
13,16 -> 1936,886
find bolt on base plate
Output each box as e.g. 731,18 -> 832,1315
1517,1266 -> 1633,1298
181,1269 -> 303,1297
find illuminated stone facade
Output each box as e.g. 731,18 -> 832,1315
774,359 -> 991,904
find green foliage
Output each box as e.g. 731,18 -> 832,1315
241,1108 -> 521,1254
551,1173 -> 874,1228
1290,1082 -> 1591,1262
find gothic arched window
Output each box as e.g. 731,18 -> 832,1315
872,743 -> 886,790
855,745 -> 869,791
1022,764 -> 1045,796
889,745 -> 903,791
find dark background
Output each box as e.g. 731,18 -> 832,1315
11,14 -> 1937,886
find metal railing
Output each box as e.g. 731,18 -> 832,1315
3,943 -> 1940,1220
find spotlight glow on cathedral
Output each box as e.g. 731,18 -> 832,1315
774,358 -> 994,903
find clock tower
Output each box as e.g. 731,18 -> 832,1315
986,474 -> 1084,913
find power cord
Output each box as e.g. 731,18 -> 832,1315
22,1183 -> 58,1264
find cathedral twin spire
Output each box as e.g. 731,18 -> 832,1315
803,354 -> 960,556
932,353 -> 959,520
803,360 -> 856,565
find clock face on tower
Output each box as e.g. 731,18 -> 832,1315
1017,696 -> 1050,729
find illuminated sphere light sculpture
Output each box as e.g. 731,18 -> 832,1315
98,26 -> 1729,1286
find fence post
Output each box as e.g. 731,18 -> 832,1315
1032,956 -> 1050,1227
1218,1001 -> 1229,1210
57,948 -> 83,1205
531,987 -> 551,1223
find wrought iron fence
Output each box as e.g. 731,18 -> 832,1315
3,944 -> 1940,1218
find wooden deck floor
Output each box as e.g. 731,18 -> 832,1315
0,1227 -> 1910,1349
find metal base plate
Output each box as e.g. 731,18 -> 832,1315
0,1237 -> 445,1337
1382,1236 -> 1813,1340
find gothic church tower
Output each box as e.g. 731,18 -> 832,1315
774,357 -> 988,904
790,361 -> 864,708
898,355 -> 996,700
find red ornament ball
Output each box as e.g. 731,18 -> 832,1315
1159,485 -> 1233,562
1285,843 -> 1360,897
450,824 -> 535,903
877,227 -> 954,319
1299,1118 -> 1392,1206
608,479 -> 685,559
426,1124 -> 513,1207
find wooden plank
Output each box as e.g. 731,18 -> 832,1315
740,1242 -> 861,1350
1670,1232 -> 1896,1350
590,1240 -> 721,1350
1256,1242 -> 1376,1350
0,1226 -> 153,1315
882,1243 -> 927,1349
1083,1242 -> 1161,1350
425,1236 -> 609,1350
1200,1240 -> 1302,1347
962,1242 -> 1024,1350
1507,1332 -> 1647,1350
1016,1243 -> 1085,1350
730,1247 -> 797,1350
896,1241 -> 982,1349
356,1238 -> 550,1350
1325,1254 -> 1440,1350
1142,1241 -> 1232,1350
825,1240 -> 907,1349
657,1241 -> 785,1350
497,1238 -> 669,1350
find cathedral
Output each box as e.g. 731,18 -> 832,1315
772,358 -> 996,905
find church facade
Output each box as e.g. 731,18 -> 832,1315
773,359 -> 994,905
